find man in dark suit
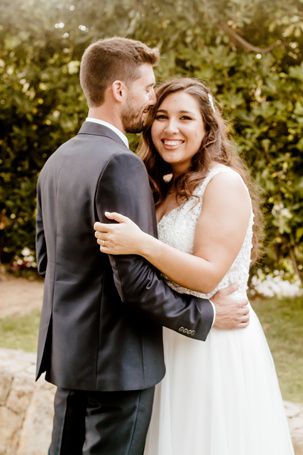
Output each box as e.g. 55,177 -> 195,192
36,37 -> 249,455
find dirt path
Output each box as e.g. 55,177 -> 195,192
0,272 -> 43,318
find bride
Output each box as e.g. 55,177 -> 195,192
94,78 -> 294,454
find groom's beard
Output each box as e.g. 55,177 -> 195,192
121,102 -> 149,134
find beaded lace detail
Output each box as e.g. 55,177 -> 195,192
157,164 -> 254,299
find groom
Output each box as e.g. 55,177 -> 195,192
36,37 -> 249,454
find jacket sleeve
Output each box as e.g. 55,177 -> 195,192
95,152 -> 214,341
35,179 -> 47,277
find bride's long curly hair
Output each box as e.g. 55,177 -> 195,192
138,78 -> 263,261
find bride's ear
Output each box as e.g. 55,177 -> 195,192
111,80 -> 127,103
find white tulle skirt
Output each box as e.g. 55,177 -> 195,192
144,306 -> 294,455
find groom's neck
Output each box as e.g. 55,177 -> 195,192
87,105 -> 125,134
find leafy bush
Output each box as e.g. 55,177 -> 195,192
0,0 -> 302,282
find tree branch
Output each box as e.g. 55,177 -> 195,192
219,22 -> 282,53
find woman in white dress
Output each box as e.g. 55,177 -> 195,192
94,78 -> 294,454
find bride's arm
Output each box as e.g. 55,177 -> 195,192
95,172 -> 251,293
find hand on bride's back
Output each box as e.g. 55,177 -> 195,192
94,212 -> 145,255
211,284 -> 250,330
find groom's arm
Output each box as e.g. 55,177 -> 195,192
35,179 -> 47,277
96,152 -> 214,341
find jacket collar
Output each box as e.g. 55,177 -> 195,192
78,121 -> 128,149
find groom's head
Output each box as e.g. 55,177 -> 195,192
80,37 -> 159,133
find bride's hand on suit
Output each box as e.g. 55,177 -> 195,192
94,212 -> 146,255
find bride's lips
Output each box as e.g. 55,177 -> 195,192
160,139 -> 184,150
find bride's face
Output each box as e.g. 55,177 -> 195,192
151,91 -> 205,176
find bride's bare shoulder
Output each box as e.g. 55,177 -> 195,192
202,167 -> 251,215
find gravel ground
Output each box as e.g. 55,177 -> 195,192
0,272 -> 43,318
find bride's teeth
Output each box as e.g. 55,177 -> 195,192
163,140 -> 182,145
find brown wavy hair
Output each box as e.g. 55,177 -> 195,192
80,37 -> 159,107
138,78 -> 263,261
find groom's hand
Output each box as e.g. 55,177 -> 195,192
211,284 -> 249,329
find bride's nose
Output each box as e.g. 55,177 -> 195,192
163,118 -> 179,134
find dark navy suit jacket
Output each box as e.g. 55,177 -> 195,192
35,121 -> 214,391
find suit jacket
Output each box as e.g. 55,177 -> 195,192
36,121 -> 214,391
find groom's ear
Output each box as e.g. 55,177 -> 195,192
112,80 -> 127,103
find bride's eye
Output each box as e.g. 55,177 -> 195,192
154,114 -> 167,120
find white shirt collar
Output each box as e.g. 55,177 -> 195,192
85,117 -> 129,148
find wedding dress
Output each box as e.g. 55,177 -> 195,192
144,164 -> 294,455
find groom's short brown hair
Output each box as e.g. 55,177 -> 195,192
80,37 -> 159,107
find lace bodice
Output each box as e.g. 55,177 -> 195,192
157,164 -> 254,299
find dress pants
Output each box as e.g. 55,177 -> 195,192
49,386 -> 155,455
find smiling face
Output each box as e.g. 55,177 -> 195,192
151,91 -> 205,176
121,63 -> 156,133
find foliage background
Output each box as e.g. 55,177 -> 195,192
0,0 -> 302,282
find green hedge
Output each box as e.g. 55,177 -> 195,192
0,0 -> 302,280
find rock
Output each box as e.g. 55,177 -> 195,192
285,401 -> 303,455
7,372 -> 35,415
17,380 -> 55,455
0,372 -> 12,406
0,406 -> 23,455
0,349 -> 55,455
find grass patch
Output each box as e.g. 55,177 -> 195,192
253,296 -> 303,403
0,297 -> 302,402
0,309 -> 40,352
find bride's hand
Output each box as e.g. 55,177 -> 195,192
94,212 -> 146,255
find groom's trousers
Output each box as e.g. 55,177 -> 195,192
49,386 -> 155,455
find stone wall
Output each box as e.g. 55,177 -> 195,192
0,348 -> 302,454
0,349 -> 54,455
